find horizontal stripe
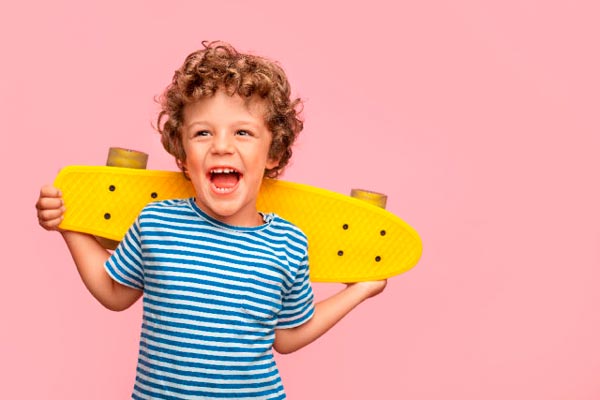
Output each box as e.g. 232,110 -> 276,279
138,348 -> 276,372
142,302 -> 274,333
140,330 -> 271,356
133,377 -> 286,399
139,341 -> 272,365
136,359 -> 280,386
142,315 -> 269,341
143,260 -> 288,295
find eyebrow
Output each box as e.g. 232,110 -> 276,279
185,120 -> 261,129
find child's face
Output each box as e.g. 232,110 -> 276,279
180,90 -> 279,226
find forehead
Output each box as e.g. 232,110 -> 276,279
183,91 -> 268,126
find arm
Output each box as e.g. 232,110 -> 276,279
273,280 -> 386,354
36,185 -> 142,311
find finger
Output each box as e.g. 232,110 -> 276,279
36,196 -> 64,211
38,207 -> 65,222
36,185 -> 62,210
39,216 -> 64,231
40,184 -> 62,197
37,185 -> 62,207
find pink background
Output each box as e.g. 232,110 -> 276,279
2,0 -> 599,398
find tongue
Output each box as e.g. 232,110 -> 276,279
212,173 -> 239,188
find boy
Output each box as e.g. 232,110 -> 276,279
36,41 -> 386,399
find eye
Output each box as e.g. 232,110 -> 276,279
194,130 -> 210,137
236,130 -> 251,136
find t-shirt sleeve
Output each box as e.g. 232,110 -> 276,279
276,251 -> 315,329
104,217 -> 144,290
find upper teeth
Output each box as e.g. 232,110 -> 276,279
211,168 -> 237,174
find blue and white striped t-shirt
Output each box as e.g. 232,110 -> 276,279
105,198 -> 315,399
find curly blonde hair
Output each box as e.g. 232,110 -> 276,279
157,41 -> 303,178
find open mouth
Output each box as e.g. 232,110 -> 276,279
208,167 -> 241,193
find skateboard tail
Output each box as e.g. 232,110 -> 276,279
259,178 -> 423,282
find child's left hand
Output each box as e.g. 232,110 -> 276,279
346,280 -> 387,300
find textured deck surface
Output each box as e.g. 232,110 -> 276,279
55,166 -> 422,282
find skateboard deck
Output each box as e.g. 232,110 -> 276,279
54,166 -> 422,282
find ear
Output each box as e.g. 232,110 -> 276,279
266,156 -> 280,170
176,158 -> 190,179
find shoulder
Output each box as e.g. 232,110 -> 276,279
264,213 -> 308,248
138,198 -> 196,220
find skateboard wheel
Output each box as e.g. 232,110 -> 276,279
350,189 -> 387,209
106,147 -> 149,169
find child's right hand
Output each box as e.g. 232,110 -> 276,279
36,185 -> 65,231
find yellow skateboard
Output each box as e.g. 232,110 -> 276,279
54,151 -> 422,282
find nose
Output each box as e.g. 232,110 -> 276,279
211,131 -> 234,154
